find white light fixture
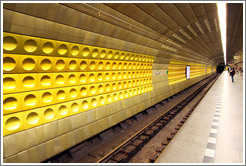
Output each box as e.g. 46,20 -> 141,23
217,2 -> 227,65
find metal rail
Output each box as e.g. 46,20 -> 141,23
97,74 -> 218,163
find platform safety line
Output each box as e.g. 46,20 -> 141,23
202,101 -> 221,163
154,75 -> 219,163
96,75 -> 215,163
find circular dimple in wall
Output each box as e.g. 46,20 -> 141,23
3,36 -> 17,51
42,42 -> 54,54
100,96 -> 106,105
3,77 -> 16,91
3,57 -> 16,72
113,93 -> 118,101
142,56 -> 146,62
118,62 -> 122,70
123,81 -> 127,89
98,85 -> 103,93
79,74 -> 86,83
91,98 -> 97,107
135,55 -> 139,61
140,72 -> 143,77
128,72 -> 132,78
136,63 -> 140,69
123,72 -> 127,79
124,91 -> 128,98
111,72 -> 116,80
97,73 -> 103,81
118,72 -> 122,79
27,112 -> 39,125
90,86 -> 96,95
92,49 -> 99,58
24,39 -> 38,53
105,73 -> 110,81
80,87 -> 87,96
118,82 -> 122,90
137,88 -> 141,94
132,80 -> 136,87
71,102 -> 79,113
82,100 -> 89,109
108,51 -> 113,59
139,55 -> 143,61
100,50 -> 107,58
58,105 -> 67,116
89,61 -> 96,70
128,81 -> 132,88
24,94 -> 37,107
3,97 -> 18,112
130,54 -> 134,61
57,90 -> 66,101
42,92 -> 53,103
112,62 -> 117,70
55,59 -> 65,71
107,95 -> 112,103
68,60 -> 77,70
71,45 -> 79,57
140,64 -> 144,69
136,80 -> 140,86
69,88 -> 77,98
98,61 -> 104,70
129,90 -> 133,96
128,63 -> 132,70
114,52 -> 119,59
133,89 -> 137,95
123,63 -> 128,70
132,72 -> 136,78
5,117 -> 20,131
41,75 -> 51,87
105,62 -> 111,70
23,76 -> 35,89
40,59 -> 52,71
120,53 -> 125,60
69,74 -> 76,84
112,83 -> 117,91
22,58 -> 35,71
58,44 -> 68,55
105,84 -> 111,92
55,75 -> 65,85
133,63 -> 136,70
44,108 -> 55,121
125,54 -> 130,60
80,60 -> 87,70
82,47 -> 90,57
89,73 -> 95,82
119,92 -> 123,99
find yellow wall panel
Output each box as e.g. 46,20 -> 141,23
56,41 -> 70,57
37,56 -> 54,73
3,54 -> 20,74
19,55 -> 38,73
23,108 -> 44,130
19,73 -> 39,92
42,105 -> 58,123
3,32 -> 21,54
3,74 -> 19,94
53,57 -> 67,72
20,91 -> 41,111
20,35 -> 41,55
3,94 -> 22,115
68,44 -> 82,58
39,89 -> 55,107
67,58 -> 79,72
3,112 -> 24,136
39,38 -> 57,56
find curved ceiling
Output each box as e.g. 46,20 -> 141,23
3,3 -> 243,66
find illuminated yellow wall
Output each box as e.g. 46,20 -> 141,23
168,60 -> 215,85
3,32 -> 155,136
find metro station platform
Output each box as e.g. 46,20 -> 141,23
156,71 -> 244,163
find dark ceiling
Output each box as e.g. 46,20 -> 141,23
226,3 -> 243,65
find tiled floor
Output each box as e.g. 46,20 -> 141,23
156,72 -> 244,163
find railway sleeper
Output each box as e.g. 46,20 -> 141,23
122,145 -> 138,158
139,135 -> 150,143
144,130 -> 155,138
111,151 -> 128,163
130,139 -> 144,150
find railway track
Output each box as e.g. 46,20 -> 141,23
96,74 -> 219,163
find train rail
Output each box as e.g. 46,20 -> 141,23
96,74 -> 219,163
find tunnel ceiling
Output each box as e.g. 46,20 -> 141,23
3,3 -> 243,66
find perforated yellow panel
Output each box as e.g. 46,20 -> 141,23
2,32 -> 155,136
168,60 -> 215,85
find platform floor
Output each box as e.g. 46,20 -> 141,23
156,71 -> 244,163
